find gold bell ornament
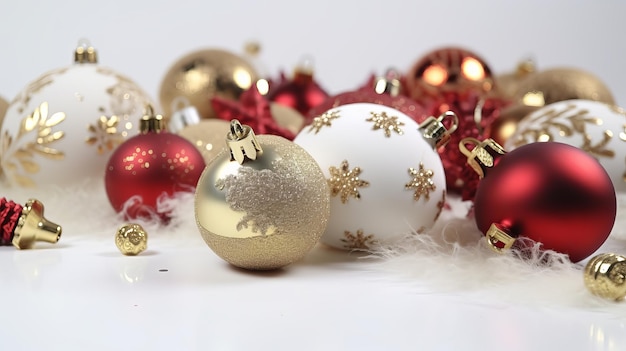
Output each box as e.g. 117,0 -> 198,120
194,120 -> 330,270
0,39 -> 153,189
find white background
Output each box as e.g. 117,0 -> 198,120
2,2 -> 626,350
1,0 -> 625,106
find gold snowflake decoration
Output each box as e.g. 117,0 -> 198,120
341,229 -> 376,250
328,160 -> 370,203
308,110 -> 340,134
86,115 -> 123,154
365,111 -> 404,137
405,163 -> 436,201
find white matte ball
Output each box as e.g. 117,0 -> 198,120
0,63 -> 152,189
505,99 -> 626,193
294,103 -> 446,250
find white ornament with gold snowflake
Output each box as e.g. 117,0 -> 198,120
294,103 -> 446,250
308,109 -> 341,134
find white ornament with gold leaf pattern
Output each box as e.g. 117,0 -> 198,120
294,103 -> 453,250
0,40 -> 153,189
505,99 -> 626,193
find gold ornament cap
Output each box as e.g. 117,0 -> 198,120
459,137 -> 507,178
485,223 -> 515,253
139,105 -> 166,134
226,120 -> 263,164
418,111 -> 459,149
74,39 -> 98,64
584,253 -> 626,301
13,199 -> 62,249
115,223 -> 148,256
373,69 -> 402,97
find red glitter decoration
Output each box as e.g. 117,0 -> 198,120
212,85 -> 296,140
0,198 -> 23,245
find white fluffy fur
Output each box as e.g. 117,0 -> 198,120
3,178 -> 626,314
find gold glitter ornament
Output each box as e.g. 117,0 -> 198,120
159,49 -> 259,120
584,253 -> 626,301
115,223 -> 148,256
194,120 -> 330,270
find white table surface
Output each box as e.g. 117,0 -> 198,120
1,231 -> 624,351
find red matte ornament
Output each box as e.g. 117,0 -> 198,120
267,65 -> 328,119
212,85 -> 296,140
461,139 -> 616,262
105,107 -> 206,221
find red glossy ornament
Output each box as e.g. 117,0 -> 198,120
461,139 -> 616,262
308,70 -> 429,123
267,63 -> 328,121
105,106 -> 206,221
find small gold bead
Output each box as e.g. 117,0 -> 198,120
115,223 -> 148,256
584,253 -> 626,301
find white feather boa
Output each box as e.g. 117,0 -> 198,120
3,179 -> 626,315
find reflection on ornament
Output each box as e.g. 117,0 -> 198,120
294,103 -> 456,250
461,138 -> 616,262
0,40 -> 152,190
405,47 -> 494,100
506,99 -> 626,192
159,49 -> 258,120
195,120 -> 330,270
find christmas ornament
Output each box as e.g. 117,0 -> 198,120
294,103 -> 457,250
487,104 -> 536,146
0,197 -> 61,249
0,40 -> 152,189
267,59 -> 329,118
0,95 -> 7,127
194,120 -> 330,270
506,100 -> 626,193
169,104 -> 231,164
404,47 -> 494,101
494,59 -> 536,100
159,48 -> 258,120
115,223 -> 148,256
105,106 -> 205,221
460,139 -> 616,262
212,85 -> 300,139
513,67 -> 615,108
584,253 -> 626,301
308,70 -> 429,123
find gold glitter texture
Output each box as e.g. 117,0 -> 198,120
308,109 -> 341,134
195,135 -> 330,270
366,111 -> 405,137
328,160 -> 370,203
405,163 -> 436,201
341,229 -> 376,250
0,102 -> 65,187
86,115 -> 123,154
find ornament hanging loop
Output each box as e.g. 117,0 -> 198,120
13,199 -> 62,249
485,223 -> 515,254
140,104 -> 165,133
459,137 -> 506,178
74,38 -> 98,64
418,111 -> 459,149
226,119 -> 263,164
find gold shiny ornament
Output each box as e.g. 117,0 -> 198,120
514,67 -> 615,107
269,103 -> 305,135
180,119 -> 231,164
194,120 -> 330,270
159,49 -> 259,120
115,223 -> 148,256
584,253 -> 626,301
494,59 -> 536,100
12,199 -> 62,249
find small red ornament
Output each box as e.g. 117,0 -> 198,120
212,84 -> 296,140
267,61 -> 329,120
105,106 -> 206,221
460,139 -> 616,262
308,70 -> 429,123
0,198 -> 61,249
